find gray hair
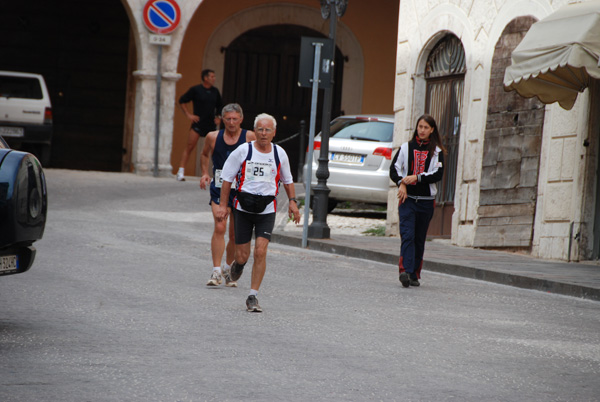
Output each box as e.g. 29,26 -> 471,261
254,113 -> 277,129
221,103 -> 243,117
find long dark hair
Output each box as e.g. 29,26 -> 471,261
411,114 -> 447,154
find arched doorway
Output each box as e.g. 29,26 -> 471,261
473,17 -> 545,249
222,25 -> 344,180
0,0 -> 131,171
424,34 -> 466,237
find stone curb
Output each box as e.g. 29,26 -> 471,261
424,260 -> 600,301
271,233 -> 600,302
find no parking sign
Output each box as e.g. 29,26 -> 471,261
143,0 -> 181,177
143,0 -> 180,35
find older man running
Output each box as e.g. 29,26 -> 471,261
216,113 -> 300,312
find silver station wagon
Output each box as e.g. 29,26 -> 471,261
303,114 -> 394,211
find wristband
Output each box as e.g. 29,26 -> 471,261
289,198 -> 297,203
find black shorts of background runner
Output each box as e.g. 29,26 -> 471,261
233,210 -> 276,244
209,185 -> 236,208
191,121 -> 216,137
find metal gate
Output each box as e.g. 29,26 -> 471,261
424,35 -> 465,237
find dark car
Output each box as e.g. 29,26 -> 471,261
0,136 -> 47,276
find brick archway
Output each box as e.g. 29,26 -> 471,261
203,3 -> 363,116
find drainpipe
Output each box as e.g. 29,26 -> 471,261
568,222 -> 582,262
568,221 -> 574,262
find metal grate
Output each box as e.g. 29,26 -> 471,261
425,35 -> 465,205
425,35 -> 466,78
426,78 -> 464,203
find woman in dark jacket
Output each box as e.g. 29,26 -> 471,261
390,114 -> 446,288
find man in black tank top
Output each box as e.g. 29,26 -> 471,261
176,69 -> 223,181
199,103 -> 256,287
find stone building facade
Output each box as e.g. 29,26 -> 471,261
1,0 -> 399,176
387,0 -> 600,261
5,0 -> 597,261
128,0 -> 399,179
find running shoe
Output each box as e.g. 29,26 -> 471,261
176,170 -> 185,181
230,262 -> 244,281
409,273 -> 420,287
222,268 -> 238,287
206,271 -> 222,286
246,295 -> 262,312
399,272 -> 410,288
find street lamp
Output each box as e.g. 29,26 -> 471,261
320,0 -> 347,18
308,0 -> 348,239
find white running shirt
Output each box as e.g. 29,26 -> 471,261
221,141 -> 294,214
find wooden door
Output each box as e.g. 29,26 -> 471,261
0,0 -> 130,171
222,25 -> 344,181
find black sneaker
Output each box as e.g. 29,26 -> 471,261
230,261 -> 244,281
246,295 -> 262,312
409,274 -> 420,287
399,272 -> 410,288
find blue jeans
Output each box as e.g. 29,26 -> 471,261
398,198 -> 435,275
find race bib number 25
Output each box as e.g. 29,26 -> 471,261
245,161 -> 274,182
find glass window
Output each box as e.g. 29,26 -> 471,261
0,76 -> 43,99
331,121 -> 393,142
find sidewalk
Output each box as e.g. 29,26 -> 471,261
272,199 -> 600,302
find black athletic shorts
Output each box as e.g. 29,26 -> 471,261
209,183 -> 236,208
191,121 -> 215,137
233,209 -> 276,244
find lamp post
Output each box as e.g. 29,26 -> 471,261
308,0 -> 348,239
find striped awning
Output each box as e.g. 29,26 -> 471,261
504,0 -> 600,110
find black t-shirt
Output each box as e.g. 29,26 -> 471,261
179,84 -> 222,132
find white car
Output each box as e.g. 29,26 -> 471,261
303,114 -> 394,211
0,71 -> 53,165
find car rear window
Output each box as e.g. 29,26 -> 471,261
0,76 -> 43,99
330,120 -> 393,142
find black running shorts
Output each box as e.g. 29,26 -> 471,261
191,121 -> 215,137
209,184 -> 236,208
233,209 -> 276,244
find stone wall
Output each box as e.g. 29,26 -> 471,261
533,97 -> 591,260
386,0 -> 600,261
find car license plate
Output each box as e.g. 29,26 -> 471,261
329,152 -> 364,164
0,126 -> 24,137
0,255 -> 18,273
